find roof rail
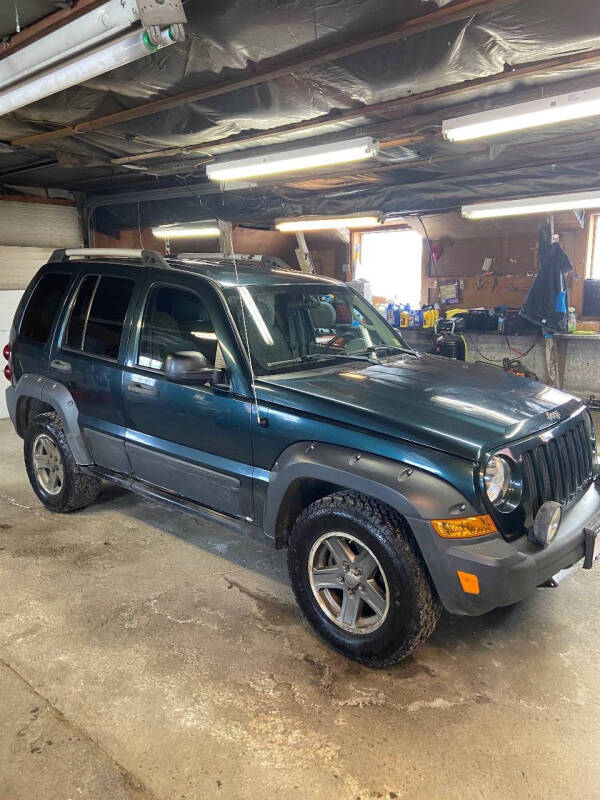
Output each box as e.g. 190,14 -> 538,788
50,248 -> 170,269
177,252 -> 290,268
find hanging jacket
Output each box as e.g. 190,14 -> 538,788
520,224 -> 573,333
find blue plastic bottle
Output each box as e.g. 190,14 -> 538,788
386,302 -> 395,325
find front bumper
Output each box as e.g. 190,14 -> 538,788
409,482 -> 600,615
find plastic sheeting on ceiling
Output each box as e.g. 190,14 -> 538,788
2,0 -> 600,230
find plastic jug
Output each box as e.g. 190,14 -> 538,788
423,307 -> 439,328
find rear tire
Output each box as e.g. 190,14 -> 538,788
287,491 -> 440,668
24,412 -> 101,512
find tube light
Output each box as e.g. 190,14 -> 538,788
152,220 -> 221,238
462,190 -> 600,220
0,0 -> 140,90
206,137 -> 379,182
444,87 -> 600,142
0,27 -> 176,117
276,214 -> 381,232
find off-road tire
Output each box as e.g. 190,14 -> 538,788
24,412 -> 101,512
288,491 -> 441,667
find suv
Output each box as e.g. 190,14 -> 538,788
5,248 -> 600,667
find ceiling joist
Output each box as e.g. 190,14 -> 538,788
10,0 -> 523,148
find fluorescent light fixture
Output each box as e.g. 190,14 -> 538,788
152,220 -> 221,239
0,27 -> 175,117
0,0 -> 140,90
206,137 -> 379,182
275,214 -> 381,232
444,87 -> 600,142
462,189 -> 600,220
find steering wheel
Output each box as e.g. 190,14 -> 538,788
323,331 -> 362,352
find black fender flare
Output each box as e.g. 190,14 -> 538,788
9,373 -> 92,464
264,441 -> 480,546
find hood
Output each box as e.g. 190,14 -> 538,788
259,353 -> 582,461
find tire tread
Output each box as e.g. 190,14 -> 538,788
288,490 -> 440,668
24,412 -> 101,512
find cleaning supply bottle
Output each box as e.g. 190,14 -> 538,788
497,309 -> 506,334
568,307 -> 577,333
386,302 -> 395,325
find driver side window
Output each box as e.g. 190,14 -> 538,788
138,285 -> 218,371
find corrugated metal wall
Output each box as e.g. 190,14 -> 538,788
0,200 -> 82,417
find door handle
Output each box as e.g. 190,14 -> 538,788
50,358 -> 71,373
127,381 -> 159,397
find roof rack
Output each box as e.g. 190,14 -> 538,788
177,252 -> 290,269
50,248 -> 170,269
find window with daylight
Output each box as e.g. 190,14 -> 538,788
354,229 -> 423,306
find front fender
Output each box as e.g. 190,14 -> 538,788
264,441 -> 482,544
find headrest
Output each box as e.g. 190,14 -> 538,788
173,299 -> 204,322
255,296 -> 275,327
309,301 -> 336,328
150,311 -> 181,332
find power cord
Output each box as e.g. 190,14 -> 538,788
417,216 -> 442,307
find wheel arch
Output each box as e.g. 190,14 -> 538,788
265,441 -> 481,548
10,374 -> 92,464
16,395 -> 54,437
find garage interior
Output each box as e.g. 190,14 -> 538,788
2,0 -> 600,798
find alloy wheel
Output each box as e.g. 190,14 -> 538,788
308,531 -> 390,634
33,433 -> 64,496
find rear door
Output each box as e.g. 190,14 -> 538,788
50,266 -> 139,474
122,274 -> 254,520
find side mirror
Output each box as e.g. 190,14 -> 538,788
165,351 -> 224,386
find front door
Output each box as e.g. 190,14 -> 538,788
122,278 -> 253,519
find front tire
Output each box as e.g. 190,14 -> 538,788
24,412 -> 101,512
287,491 -> 440,668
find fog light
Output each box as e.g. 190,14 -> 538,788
532,501 -> 562,547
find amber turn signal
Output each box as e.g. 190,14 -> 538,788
431,514 -> 496,539
457,571 -> 480,595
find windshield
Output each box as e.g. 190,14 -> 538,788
224,283 -> 410,375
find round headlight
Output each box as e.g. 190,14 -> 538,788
484,455 -> 511,505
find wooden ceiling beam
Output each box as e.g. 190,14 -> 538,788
9,0 -> 523,147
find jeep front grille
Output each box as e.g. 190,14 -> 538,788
520,418 -> 594,516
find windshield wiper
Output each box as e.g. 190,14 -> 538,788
266,346 -> 417,370
267,352 -> 376,369
301,352 -> 376,364
354,344 -> 418,358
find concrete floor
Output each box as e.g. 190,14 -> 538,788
1,418 -> 600,800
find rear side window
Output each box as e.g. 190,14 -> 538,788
20,272 -> 71,344
65,275 -> 96,349
65,275 -> 134,360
